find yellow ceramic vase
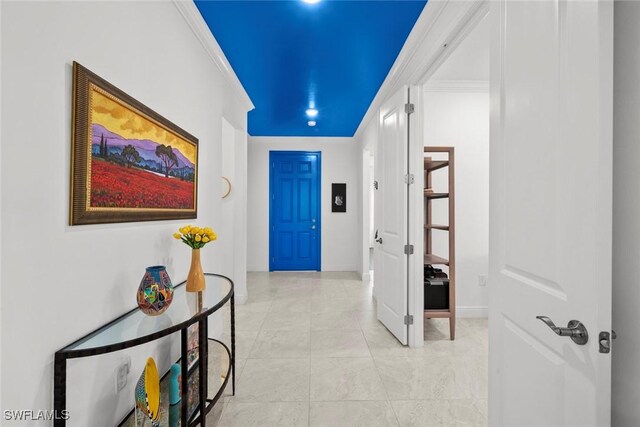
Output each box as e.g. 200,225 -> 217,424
186,249 -> 206,293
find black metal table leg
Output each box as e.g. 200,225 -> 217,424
181,328 -> 189,426
230,293 -> 236,396
198,317 -> 208,425
53,353 -> 67,427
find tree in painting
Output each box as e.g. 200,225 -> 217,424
155,144 -> 178,178
122,144 -> 141,168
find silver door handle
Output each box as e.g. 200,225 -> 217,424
375,237 -> 383,244
536,316 -> 589,345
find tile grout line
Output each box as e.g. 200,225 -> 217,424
362,312 -> 403,427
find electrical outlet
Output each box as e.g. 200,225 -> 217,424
115,356 -> 131,393
479,275 -> 487,287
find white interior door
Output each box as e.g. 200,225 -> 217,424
489,1 -> 613,426
375,86 -> 409,345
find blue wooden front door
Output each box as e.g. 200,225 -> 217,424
270,151 -> 321,271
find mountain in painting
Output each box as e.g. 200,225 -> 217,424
91,123 -> 195,170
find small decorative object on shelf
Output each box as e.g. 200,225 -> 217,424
137,266 -> 174,316
174,225 -> 217,311
169,363 -> 182,406
135,357 -> 161,427
168,404 -> 179,427
186,323 -> 199,370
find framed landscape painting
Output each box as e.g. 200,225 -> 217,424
70,62 -> 198,225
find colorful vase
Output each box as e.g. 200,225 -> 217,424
137,266 -> 174,316
186,249 -> 206,293
135,357 -> 161,427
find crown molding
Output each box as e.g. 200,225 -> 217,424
354,0 -> 488,140
173,0 -> 254,112
424,80 -> 489,93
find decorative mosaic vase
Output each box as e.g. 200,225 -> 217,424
186,249 -> 205,293
137,266 -> 174,316
135,357 -> 161,427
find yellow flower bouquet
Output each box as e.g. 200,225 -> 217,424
173,225 -> 217,249
173,225 -> 217,295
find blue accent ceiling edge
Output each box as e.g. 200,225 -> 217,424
195,0 -> 426,137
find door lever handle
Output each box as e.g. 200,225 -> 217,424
536,316 -> 589,345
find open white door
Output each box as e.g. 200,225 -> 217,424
375,86 -> 409,345
489,1 -> 613,426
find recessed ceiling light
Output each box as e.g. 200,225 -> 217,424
302,0 -> 321,4
308,121 -> 317,127
306,108 -> 318,117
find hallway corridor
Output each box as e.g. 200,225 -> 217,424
212,272 -> 488,426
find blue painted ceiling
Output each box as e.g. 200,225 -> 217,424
195,0 -> 427,137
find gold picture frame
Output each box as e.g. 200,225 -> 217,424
70,62 -> 199,225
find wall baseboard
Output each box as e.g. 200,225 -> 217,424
456,306 -> 488,318
325,266 -> 359,272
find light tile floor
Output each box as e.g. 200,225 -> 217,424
209,272 -> 487,427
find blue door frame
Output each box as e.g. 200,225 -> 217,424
269,151 -> 321,271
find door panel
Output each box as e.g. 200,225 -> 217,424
270,151 -> 321,271
489,1 -> 613,425
375,86 -> 409,345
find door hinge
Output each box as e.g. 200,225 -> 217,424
404,244 -> 414,255
373,180 -> 378,190
599,330 -> 617,354
405,103 -> 415,115
404,315 -> 414,325
404,174 -> 414,185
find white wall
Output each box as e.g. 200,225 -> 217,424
612,2 -> 640,424
1,1 -> 249,425
424,84 -> 489,316
247,137 -> 360,272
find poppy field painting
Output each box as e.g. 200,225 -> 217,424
70,62 -> 198,225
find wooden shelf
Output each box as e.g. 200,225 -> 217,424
424,191 -> 449,199
424,159 -> 449,172
424,146 -> 455,339
425,224 -> 449,231
424,309 -> 452,319
424,253 -> 449,266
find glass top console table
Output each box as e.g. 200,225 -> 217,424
54,273 -> 235,427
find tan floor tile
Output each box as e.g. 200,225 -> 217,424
217,401 -> 309,427
391,399 -> 487,427
310,401 -> 398,427
250,329 -> 311,358
310,329 -> 370,358
235,358 -> 310,402
310,357 -> 387,401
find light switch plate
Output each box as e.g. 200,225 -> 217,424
115,356 -> 131,393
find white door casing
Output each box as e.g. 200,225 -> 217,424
489,1 -> 613,426
375,86 -> 410,345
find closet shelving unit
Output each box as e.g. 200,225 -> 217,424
424,146 -> 455,340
